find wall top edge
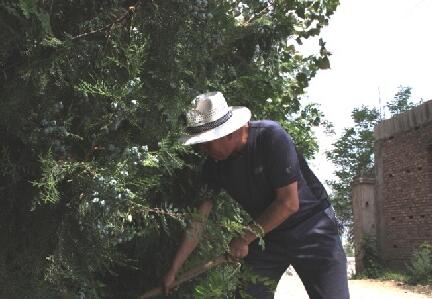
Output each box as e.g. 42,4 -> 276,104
374,100 -> 432,140
352,177 -> 376,185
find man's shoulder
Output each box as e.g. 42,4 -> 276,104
249,120 -> 281,129
249,120 -> 288,140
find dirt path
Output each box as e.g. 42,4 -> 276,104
348,279 -> 432,299
275,271 -> 432,299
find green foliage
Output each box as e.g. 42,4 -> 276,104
343,241 -> 354,257
407,243 -> 432,285
360,236 -> 383,279
353,268 -> 408,283
193,262 -> 278,299
354,241 -> 432,287
379,271 -> 407,282
194,264 -> 240,299
0,0 -> 339,297
386,86 -> 417,115
236,265 -> 278,299
32,153 -> 77,204
351,235 -> 383,280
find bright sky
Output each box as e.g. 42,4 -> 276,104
302,0 -> 432,185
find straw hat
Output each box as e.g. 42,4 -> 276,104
180,92 -> 251,145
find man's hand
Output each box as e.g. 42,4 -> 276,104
162,269 -> 176,296
229,237 -> 249,259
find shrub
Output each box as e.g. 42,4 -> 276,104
360,235 -> 383,278
407,243 -> 432,285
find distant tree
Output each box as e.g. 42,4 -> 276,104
386,86 -> 417,115
326,86 -> 419,238
326,106 -> 380,234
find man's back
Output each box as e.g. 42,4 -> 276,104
203,120 -> 329,229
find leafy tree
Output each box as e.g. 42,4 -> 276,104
326,106 -> 379,233
0,0 -> 338,297
326,86 -> 419,239
386,86 -> 417,115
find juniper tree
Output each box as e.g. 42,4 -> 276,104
0,0 -> 338,297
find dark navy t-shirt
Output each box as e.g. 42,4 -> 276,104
202,120 -> 329,230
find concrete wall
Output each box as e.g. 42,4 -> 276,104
374,100 -> 432,269
352,177 -> 376,273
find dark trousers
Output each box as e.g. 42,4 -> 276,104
235,208 -> 350,299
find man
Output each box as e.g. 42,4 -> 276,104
163,92 -> 349,298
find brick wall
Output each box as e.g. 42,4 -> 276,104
374,100 -> 432,269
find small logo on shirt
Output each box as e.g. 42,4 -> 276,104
254,166 -> 264,175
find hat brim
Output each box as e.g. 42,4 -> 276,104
179,106 -> 251,145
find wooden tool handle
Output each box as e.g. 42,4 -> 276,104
139,255 -> 232,299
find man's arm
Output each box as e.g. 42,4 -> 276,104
229,182 -> 299,259
162,199 -> 213,294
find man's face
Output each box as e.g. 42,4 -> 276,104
197,135 -> 235,161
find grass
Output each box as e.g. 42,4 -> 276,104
352,269 -> 432,297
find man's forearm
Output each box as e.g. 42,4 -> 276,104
169,221 -> 204,273
242,183 -> 299,244
242,198 -> 298,243
168,200 -> 213,274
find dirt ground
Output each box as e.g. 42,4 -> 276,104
274,270 -> 432,299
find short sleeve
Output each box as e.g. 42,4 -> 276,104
262,124 -> 300,189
